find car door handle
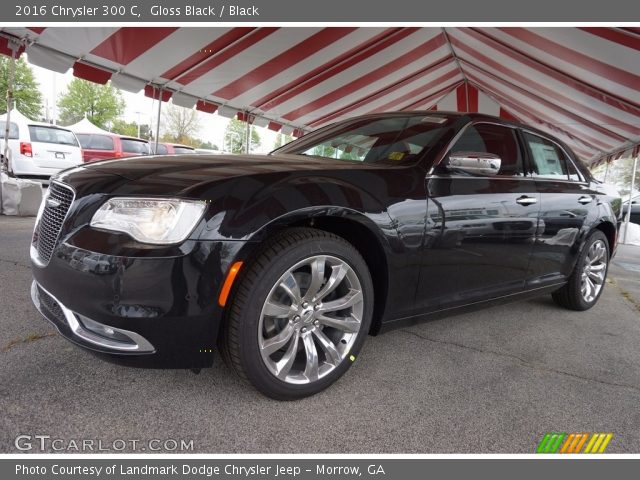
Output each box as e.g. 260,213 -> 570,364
516,196 -> 537,206
578,195 -> 593,205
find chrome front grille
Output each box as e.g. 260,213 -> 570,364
34,182 -> 74,264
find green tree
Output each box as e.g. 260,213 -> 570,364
0,57 -> 42,119
162,104 -> 200,144
224,118 -> 260,154
198,140 -> 219,150
58,79 -> 124,129
594,156 -> 640,198
273,132 -> 293,150
111,119 -> 139,137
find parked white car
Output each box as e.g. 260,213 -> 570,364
1,110 -> 83,181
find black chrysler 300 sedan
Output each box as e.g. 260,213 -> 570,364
31,112 -> 620,399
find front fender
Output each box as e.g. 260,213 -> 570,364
199,172 -> 396,242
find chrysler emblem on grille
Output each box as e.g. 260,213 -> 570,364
46,198 -> 61,208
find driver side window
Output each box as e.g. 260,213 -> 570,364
446,123 -> 525,177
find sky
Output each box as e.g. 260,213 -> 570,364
29,60 -> 280,154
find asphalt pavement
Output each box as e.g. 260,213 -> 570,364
1,215 -> 639,453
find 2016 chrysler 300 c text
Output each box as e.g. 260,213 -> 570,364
30,112 -> 620,399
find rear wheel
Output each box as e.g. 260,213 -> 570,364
552,230 -> 609,311
221,228 -> 373,400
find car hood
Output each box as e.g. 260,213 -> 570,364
57,153 -> 398,198
81,153 -> 389,181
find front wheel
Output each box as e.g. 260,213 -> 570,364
220,228 -> 374,400
552,230 -> 610,311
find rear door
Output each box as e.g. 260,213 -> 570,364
416,122 -> 540,311
522,130 -> 596,287
28,125 -> 82,169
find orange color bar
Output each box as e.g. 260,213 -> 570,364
560,434 -> 576,453
573,433 -> 589,453
218,261 -> 244,307
571,433 -> 589,453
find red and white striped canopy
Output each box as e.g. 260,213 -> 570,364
1,27 -> 638,163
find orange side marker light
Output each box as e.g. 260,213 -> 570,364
218,261 -> 243,307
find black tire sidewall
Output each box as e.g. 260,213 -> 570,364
234,235 -> 374,400
569,231 -> 610,310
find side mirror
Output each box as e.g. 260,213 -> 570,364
448,151 -> 501,176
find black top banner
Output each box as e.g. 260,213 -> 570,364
4,0 -> 640,22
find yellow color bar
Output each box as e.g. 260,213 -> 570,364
584,434 -> 599,453
591,433 -> 606,453
597,433 -> 613,453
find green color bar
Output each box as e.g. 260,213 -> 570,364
549,433 -> 566,453
537,433 -> 553,453
543,434 -> 558,453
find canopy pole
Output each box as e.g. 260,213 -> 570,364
154,88 -> 163,154
1,40 -> 19,215
623,155 -> 638,245
245,112 -> 251,154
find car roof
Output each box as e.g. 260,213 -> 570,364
162,142 -> 194,148
75,132 -> 148,142
363,110 -> 572,152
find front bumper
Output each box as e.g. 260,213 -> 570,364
31,239 -> 248,369
31,280 -> 156,354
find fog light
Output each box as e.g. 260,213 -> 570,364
79,316 -> 136,344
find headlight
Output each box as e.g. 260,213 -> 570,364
90,198 -> 206,245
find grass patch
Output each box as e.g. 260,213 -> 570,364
2,332 -> 56,352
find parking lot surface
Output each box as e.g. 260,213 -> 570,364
1,216 -> 639,453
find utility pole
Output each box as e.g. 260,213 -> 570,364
623,155 -> 638,244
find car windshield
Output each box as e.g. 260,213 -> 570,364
28,125 -> 79,146
273,114 -> 454,164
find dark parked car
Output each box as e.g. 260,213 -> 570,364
622,195 -> 639,225
155,142 -> 196,155
30,112 -> 621,399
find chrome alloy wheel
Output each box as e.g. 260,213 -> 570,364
258,255 -> 364,385
580,239 -> 607,303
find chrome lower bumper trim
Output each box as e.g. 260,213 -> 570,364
31,281 -> 155,353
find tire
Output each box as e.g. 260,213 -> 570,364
220,227 -> 374,400
552,230 -> 610,311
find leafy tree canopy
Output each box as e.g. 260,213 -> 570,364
58,78 -> 124,129
224,118 -> 261,154
0,57 -> 43,120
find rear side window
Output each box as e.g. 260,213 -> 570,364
90,135 -> 115,150
523,132 -> 572,181
566,157 -> 583,182
447,123 -> 525,176
28,125 -> 79,146
76,133 -> 91,148
0,121 -> 19,139
76,134 -> 114,150
173,146 -> 195,154
121,139 -> 150,154
156,144 -> 168,154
